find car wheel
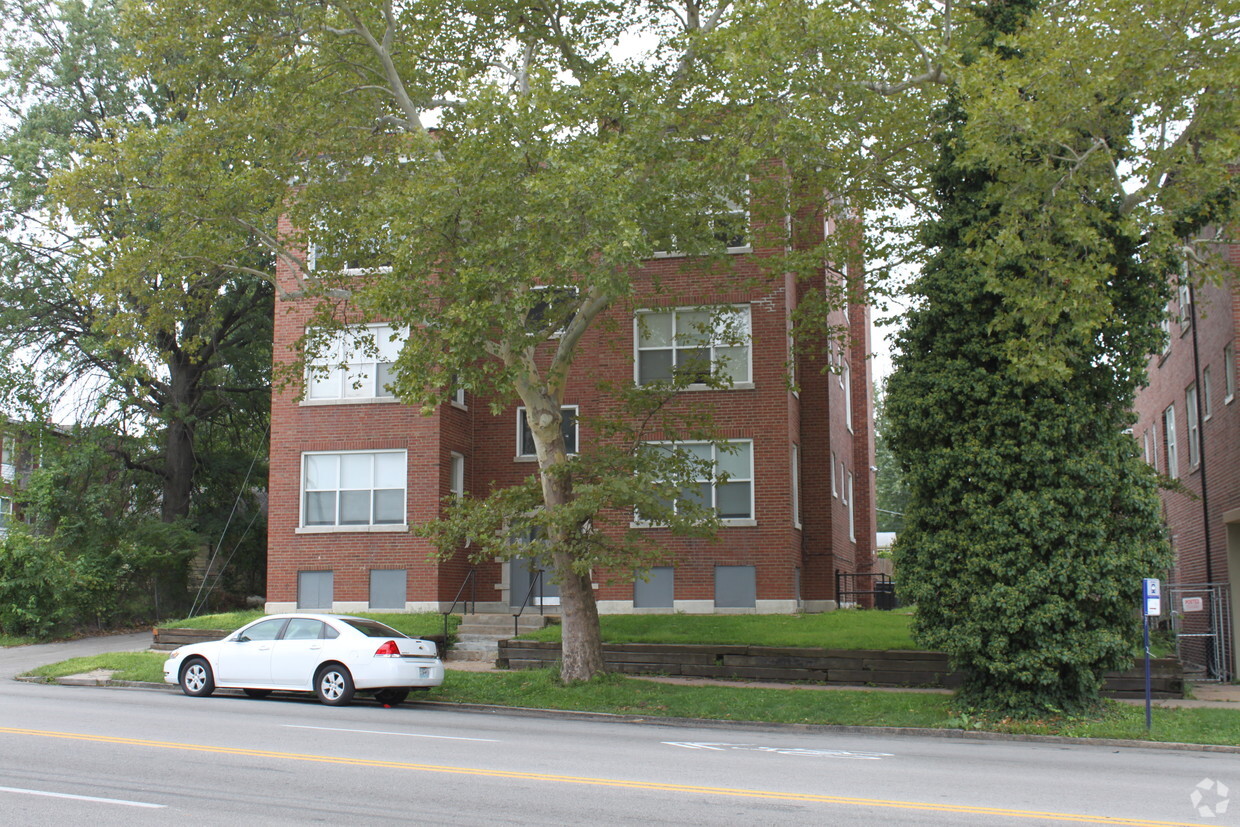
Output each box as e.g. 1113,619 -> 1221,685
374,688 -> 409,706
242,688 -> 273,699
180,658 -> 215,697
314,664 -> 355,706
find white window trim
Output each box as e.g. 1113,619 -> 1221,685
652,183 -> 752,257
450,452 -> 465,498
634,305 -> 754,389
791,444 -> 802,529
1186,384 -> 1200,468
1150,422 -> 1159,473
303,323 -> 405,404
1160,301 -> 1172,356
1202,366 -> 1213,421
515,405 -> 579,462
1164,405 -> 1178,480
847,471 -> 855,543
830,451 -> 838,498
298,449 -> 408,531
634,439 -> 756,527
307,240 -> 394,277
1225,343 -> 1235,404
843,361 -> 853,433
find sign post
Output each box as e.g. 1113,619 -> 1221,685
1142,578 -> 1161,731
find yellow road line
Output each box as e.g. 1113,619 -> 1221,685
0,726 -> 1198,826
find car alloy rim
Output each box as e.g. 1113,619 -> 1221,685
321,672 -> 344,699
186,665 -> 205,691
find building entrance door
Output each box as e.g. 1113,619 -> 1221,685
510,557 -> 560,608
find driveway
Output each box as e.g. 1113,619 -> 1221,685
0,632 -> 151,680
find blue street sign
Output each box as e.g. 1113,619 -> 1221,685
1142,578 -> 1161,617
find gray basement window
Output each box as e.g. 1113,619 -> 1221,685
369,569 -> 407,610
634,567 -> 675,608
297,570 -> 334,610
714,565 -> 756,608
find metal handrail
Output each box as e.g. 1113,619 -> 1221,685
512,568 -> 545,637
835,569 -> 896,610
442,568 -> 478,641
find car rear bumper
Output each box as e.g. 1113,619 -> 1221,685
351,657 -> 445,690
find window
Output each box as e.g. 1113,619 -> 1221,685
1202,366 -> 1213,420
283,618 -> 330,640
830,451 -> 838,498
302,450 -> 406,527
452,386 -> 467,407
1,436 -> 14,482
517,406 -> 578,458
307,237 -> 392,276
715,565 -> 757,608
635,306 -> 750,386
648,440 -> 754,522
1143,429 -> 1153,466
1226,344 -> 1236,403
1160,301 -> 1172,355
297,571 -> 333,610
791,444 -> 802,528
847,471 -> 855,542
0,496 -> 11,533
526,286 -> 579,336
634,567 -> 675,609
1186,385 -> 1200,467
1177,280 -> 1192,331
238,618 -> 288,641
450,452 -> 465,497
1150,423 -> 1158,472
306,323 -> 404,401
843,361 -> 853,432
1164,405 -> 1178,479
369,569 -> 407,610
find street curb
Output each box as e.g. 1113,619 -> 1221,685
24,675 -> 1240,754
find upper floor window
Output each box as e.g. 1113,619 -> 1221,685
450,452 -> 465,498
1160,302 -> 1172,355
1186,384 -> 1200,467
843,361 -> 853,433
0,496 -> 11,533
0,436 -> 13,482
517,407 -> 578,459
1164,405 -> 1178,479
791,444 -> 802,529
1225,343 -> 1236,404
302,450 -> 406,528
307,238 -> 393,276
306,323 -> 404,402
1202,366 -> 1213,420
635,306 -> 751,387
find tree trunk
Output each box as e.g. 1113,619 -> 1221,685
527,399 -> 606,682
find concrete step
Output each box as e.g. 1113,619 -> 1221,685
456,613 -> 555,635
446,649 -> 499,663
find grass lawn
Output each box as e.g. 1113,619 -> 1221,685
0,634 -> 36,647
22,653 -> 1240,746
516,609 -> 918,649
158,611 -> 458,639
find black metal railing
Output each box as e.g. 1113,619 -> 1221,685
835,570 -> 897,610
512,568 -> 545,637
442,568 -> 478,641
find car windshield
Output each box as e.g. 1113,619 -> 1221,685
339,618 -> 408,638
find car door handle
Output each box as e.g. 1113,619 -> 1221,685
258,645 -> 271,651
309,645 -> 321,650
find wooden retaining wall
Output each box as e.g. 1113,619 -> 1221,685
497,640 -> 1184,699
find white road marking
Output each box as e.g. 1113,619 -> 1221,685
663,742 -> 893,759
0,785 -> 166,809
284,724 -> 499,742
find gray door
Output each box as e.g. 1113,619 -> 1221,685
510,557 -> 560,608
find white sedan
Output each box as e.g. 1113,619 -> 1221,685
162,613 -> 445,706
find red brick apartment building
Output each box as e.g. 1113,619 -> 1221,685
265,212 -> 877,616
1132,235 -> 1239,679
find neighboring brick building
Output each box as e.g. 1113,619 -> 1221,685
1132,236 -> 1239,679
266,208 -> 877,616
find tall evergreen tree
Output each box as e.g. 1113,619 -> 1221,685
885,1 -> 1173,715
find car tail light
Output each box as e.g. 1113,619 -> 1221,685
374,640 -> 401,657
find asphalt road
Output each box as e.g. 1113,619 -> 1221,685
0,640 -> 1235,826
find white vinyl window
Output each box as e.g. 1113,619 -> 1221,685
791,444 -> 802,529
1160,302 -> 1172,355
1186,385 -> 1200,467
847,471 -> 855,542
1202,366 -> 1213,420
1225,343 -> 1236,403
0,496 -> 11,533
306,323 -> 404,401
843,361 -> 853,432
450,452 -> 465,498
1150,423 -> 1158,472
1164,405 -> 1178,480
516,406 -> 578,459
635,306 -> 751,386
0,436 -> 13,482
647,440 -> 754,522
1177,280 -> 1192,332
830,451 -> 838,498
302,450 -> 406,528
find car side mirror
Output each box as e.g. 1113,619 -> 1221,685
235,635 -> 250,643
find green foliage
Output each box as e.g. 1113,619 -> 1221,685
157,610 -> 458,640
886,1 -> 1182,717
874,380 -> 909,533
0,434 -> 199,636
